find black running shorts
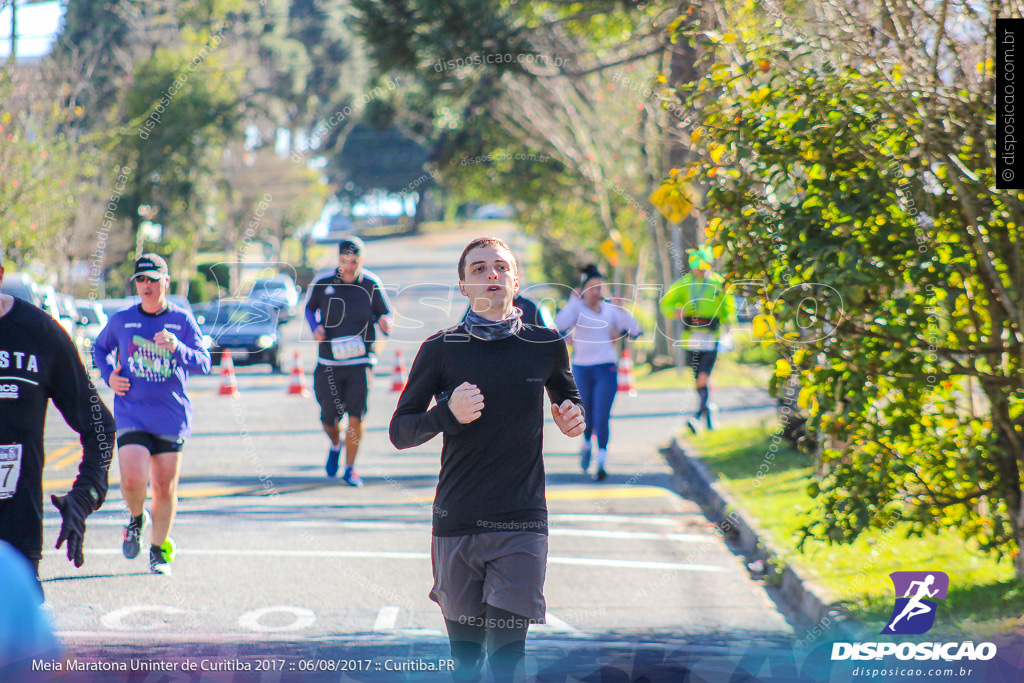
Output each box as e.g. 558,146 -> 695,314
117,430 -> 185,454
685,349 -> 718,379
313,364 -> 371,422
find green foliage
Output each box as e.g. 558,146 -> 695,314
349,0 -> 669,288
186,275 -> 218,303
691,424 -> 1024,634
117,33 -> 243,268
0,72 -> 82,266
335,123 -> 430,196
683,12 -> 1024,570
197,261 -> 230,289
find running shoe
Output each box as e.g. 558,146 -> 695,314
149,538 -> 174,575
579,444 -> 592,473
122,509 -> 150,560
594,468 -> 608,482
325,444 -> 342,477
341,466 -> 363,487
686,416 -> 699,435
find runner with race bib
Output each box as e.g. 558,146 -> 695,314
0,242 -> 115,586
305,237 -> 393,486
659,248 -> 737,434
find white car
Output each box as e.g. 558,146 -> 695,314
248,275 -> 300,322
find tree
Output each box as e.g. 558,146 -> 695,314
116,28 -> 243,293
218,143 -> 327,291
349,0 -> 695,352
671,0 -> 1024,577
0,65 -> 82,279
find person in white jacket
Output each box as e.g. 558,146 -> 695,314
555,265 -> 642,481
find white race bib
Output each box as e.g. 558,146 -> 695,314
331,335 -> 367,360
0,444 -> 23,500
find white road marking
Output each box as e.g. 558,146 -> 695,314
531,612 -> 582,634
81,548 -> 722,571
373,606 -> 401,631
238,606 -> 316,632
549,514 -> 680,526
100,605 -> 186,631
396,628 -> 444,637
56,518 -> 712,546
57,630 -> 792,654
552,528 -> 713,543
547,556 -> 720,572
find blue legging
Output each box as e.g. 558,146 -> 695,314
573,362 -> 618,450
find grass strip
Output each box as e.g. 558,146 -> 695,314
685,423 -> 1024,637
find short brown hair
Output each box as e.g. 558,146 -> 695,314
458,237 -> 518,280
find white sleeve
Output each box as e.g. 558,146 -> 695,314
554,297 -> 582,334
614,305 -> 642,338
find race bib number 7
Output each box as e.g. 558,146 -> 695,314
331,335 -> 367,361
0,444 -> 23,500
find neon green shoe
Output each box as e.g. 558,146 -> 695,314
150,537 -> 175,575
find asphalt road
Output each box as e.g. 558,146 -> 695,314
33,227 -> 798,682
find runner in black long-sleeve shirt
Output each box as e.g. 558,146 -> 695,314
390,237 -> 584,683
0,246 -> 115,582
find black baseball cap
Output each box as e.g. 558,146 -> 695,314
338,236 -> 364,255
131,253 -> 169,280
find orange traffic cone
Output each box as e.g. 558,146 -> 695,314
287,350 -> 308,396
219,354 -> 239,396
617,349 -> 637,397
391,349 -> 408,392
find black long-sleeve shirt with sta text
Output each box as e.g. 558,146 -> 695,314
390,323 -> 582,536
0,298 -> 115,563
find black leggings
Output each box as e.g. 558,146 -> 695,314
445,604 -> 531,682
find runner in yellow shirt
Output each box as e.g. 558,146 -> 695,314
659,248 -> 736,433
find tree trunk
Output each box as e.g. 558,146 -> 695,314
983,381 -> 1024,580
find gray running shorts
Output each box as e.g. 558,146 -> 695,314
430,531 -> 547,623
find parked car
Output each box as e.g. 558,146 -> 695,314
248,275 -> 300,322
74,300 -> 108,370
473,203 -> 515,220
74,300 -> 108,344
55,292 -> 81,339
0,273 -> 43,308
197,300 -> 282,372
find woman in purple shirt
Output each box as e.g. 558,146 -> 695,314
93,254 -> 210,575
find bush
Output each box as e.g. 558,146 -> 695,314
186,276 -> 218,304
197,261 -> 230,290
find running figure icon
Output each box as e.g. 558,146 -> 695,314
886,573 -> 939,632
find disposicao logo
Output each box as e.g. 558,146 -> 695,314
831,570 -> 997,663
881,571 -> 949,635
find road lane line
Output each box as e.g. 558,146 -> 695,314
373,606 -> 401,632
532,612 -> 582,634
551,528 -> 713,543
80,548 -> 723,571
51,448 -> 86,470
547,556 -> 720,572
45,442 -> 79,468
142,519 -> 712,543
55,631 -> 793,653
404,486 -> 670,505
549,514 -> 679,526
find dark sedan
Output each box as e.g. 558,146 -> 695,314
196,300 -> 282,372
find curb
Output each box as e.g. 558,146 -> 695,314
659,437 -> 860,643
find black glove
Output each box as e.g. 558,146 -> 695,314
51,490 -> 94,568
